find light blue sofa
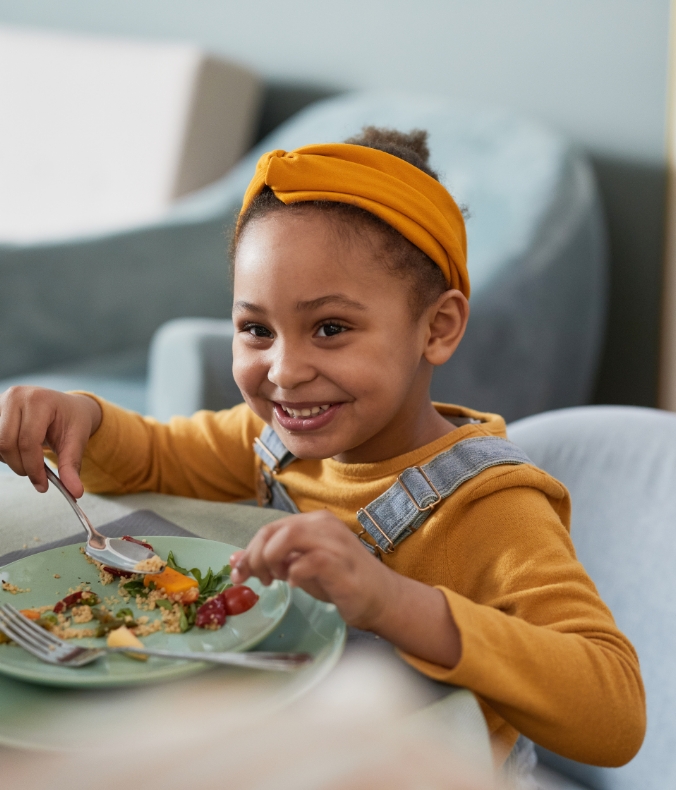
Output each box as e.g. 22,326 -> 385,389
1,92 -> 607,425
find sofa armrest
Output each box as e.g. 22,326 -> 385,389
147,318 -> 241,421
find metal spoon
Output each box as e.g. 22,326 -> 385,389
43,463 -> 163,575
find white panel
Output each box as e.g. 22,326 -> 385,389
0,26 -> 204,241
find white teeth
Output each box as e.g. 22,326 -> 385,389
281,404 -> 331,419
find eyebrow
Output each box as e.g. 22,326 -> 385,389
233,295 -> 367,314
296,294 -> 367,312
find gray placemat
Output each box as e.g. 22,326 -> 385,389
0,509 -> 196,567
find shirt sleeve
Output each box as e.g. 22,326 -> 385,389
400,477 -> 646,767
68,396 -> 263,501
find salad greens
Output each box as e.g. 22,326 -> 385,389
120,551 -> 232,633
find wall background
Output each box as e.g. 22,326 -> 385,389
0,0 -> 670,405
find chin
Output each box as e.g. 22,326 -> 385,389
278,435 -> 343,461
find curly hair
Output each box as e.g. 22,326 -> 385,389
233,127 -> 456,317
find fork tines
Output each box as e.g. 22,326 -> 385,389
0,603 -> 63,654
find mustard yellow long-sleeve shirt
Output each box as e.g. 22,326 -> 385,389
74,398 -> 646,765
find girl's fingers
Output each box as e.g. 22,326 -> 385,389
242,522 -> 288,586
261,518 -> 347,573
53,428 -> 91,499
229,550 -> 249,583
0,396 -> 27,477
15,401 -> 51,493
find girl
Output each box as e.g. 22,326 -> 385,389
0,128 -> 645,768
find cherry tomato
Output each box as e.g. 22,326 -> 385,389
223,586 -> 259,616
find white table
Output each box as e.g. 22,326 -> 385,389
0,473 -> 494,782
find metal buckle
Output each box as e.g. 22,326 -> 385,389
355,528 -> 383,560
256,468 -> 273,506
356,509 -> 395,554
254,437 -> 281,473
397,466 -> 442,512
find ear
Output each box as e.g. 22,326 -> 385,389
422,289 -> 469,366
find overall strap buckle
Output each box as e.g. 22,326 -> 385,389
254,437 -> 282,473
356,436 -> 532,555
397,466 -> 442,512
356,509 -> 395,554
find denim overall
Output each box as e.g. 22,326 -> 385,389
253,422 -> 532,556
254,423 -> 540,783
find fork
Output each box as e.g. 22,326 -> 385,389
0,604 -> 312,671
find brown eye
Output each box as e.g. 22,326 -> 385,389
244,323 -> 273,338
316,322 -> 347,338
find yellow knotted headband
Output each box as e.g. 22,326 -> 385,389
238,143 -> 469,298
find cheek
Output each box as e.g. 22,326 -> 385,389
232,343 -> 264,397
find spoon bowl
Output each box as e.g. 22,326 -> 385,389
43,464 -> 164,575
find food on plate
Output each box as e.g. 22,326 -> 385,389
0,540 -> 262,656
142,566 -> 199,601
18,609 -> 41,621
222,585 -> 259,616
106,625 -> 147,660
134,554 -> 166,573
1,581 -> 30,595
53,590 -> 100,614
194,586 -> 259,629
195,593 -> 228,629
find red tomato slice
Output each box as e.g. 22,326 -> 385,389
223,586 -> 259,616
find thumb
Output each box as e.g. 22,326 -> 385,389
55,439 -> 86,499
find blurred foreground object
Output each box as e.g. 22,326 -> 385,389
0,25 -> 260,243
509,406 -> 676,789
0,652 -> 493,790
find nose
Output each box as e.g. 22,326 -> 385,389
267,338 -> 317,391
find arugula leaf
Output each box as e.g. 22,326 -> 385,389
179,608 -> 189,633
166,551 -> 190,576
116,608 -> 134,620
122,579 -> 148,597
155,599 -> 174,611
194,564 -> 232,604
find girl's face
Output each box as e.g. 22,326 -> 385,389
232,212 -> 455,463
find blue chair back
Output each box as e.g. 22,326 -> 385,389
508,406 -> 676,790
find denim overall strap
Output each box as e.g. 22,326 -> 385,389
253,425 -> 296,472
356,436 -> 532,555
253,425 -> 300,514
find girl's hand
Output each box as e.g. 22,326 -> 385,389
230,510 -> 395,630
0,387 -> 102,497
231,510 -> 463,667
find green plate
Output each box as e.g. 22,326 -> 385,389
0,536 -> 291,688
0,587 -> 346,751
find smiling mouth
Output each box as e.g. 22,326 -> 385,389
279,404 -> 331,419
273,402 -> 342,432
